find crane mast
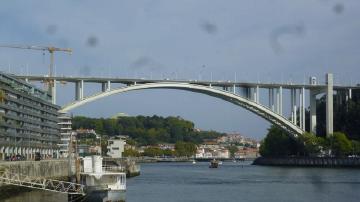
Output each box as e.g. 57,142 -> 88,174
0,44 -> 72,97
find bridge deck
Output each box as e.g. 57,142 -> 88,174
14,75 -> 359,90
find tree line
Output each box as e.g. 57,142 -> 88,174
124,141 -> 197,157
72,115 -> 224,146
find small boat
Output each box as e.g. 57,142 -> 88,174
218,161 -> 223,165
192,159 -> 196,164
209,159 -> 219,168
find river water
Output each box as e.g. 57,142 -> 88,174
4,161 -> 360,202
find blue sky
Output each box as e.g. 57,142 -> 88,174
0,0 -> 359,139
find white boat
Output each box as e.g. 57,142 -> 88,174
192,159 -> 196,164
81,156 -> 126,201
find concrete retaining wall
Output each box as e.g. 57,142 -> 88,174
0,159 -> 73,178
253,157 -> 360,167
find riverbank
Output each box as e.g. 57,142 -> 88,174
253,157 -> 360,168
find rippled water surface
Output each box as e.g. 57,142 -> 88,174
126,161 -> 360,202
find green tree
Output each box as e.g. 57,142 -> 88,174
143,147 -> 163,157
175,141 -> 196,157
259,125 -> 299,157
227,145 -> 238,158
123,148 -> 140,157
351,140 -> 360,155
328,132 -> 352,156
298,132 -> 323,156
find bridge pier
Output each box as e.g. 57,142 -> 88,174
101,81 -> 111,92
290,89 -> 295,124
269,88 -> 275,111
326,73 -> 334,137
299,87 -> 305,130
51,79 -> 57,104
349,88 -> 352,100
276,87 -> 283,115
310,90 -> 317,134
75,80 -> 84,100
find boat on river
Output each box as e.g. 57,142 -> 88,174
209,159 -> 219,168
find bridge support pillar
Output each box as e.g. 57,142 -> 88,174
233,84 -> 236,94
101,83 -> 106,92
349,88 -> 352,100
293,90 -> 297,126
252,87 -> 256,102
310,90 -> 317,134
326,73 -> 334,137
51,79 -> 56,105
269,88 -> 275,111
299,87 -> 305,130
275,87 -> 283,115
75,80 -> 84,100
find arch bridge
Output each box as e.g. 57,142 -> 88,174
16,73 -> 358,137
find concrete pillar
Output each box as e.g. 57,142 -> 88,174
269,89 -> 273,110
326,73 -> 334,137
101,83 -> 107,92
349,88 -> 352,100
302,87 -> 305,130
279,87 -> 283,115
51,79 -> 56,105
107,80 -> 111,91
299,89 -> 303,129
233,84 -> 236,94
310,90 -> 317,134
290,89 -> 294,122
75,80 -> 84,101
252,87 -> 257,102
256,86 -> 259,103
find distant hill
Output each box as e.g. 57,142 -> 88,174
72,115 -> 225,145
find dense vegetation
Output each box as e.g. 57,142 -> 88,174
72,115 -> 224,145
260,89 -> 360,157
123,141 -> 196,158
260,126 -> 359,157
314,89 -> 360,140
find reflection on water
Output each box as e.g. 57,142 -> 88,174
4,161 -> 360,202
3,189 -> 126,202
3,190 -> 68,202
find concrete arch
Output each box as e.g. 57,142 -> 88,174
60,83 -> 304,137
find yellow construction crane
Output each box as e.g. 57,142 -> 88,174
0,44 -> 72,77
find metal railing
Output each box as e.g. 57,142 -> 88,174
0,171 -> 85,195
102,165 -> 126,173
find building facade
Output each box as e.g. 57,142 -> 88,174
107,138 -> 126,158
0,72 -> 60,160
58,113 -> 72,158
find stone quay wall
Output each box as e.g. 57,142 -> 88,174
253,157 -> 360,168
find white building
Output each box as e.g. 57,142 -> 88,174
107,138 -> 126,158
58,113 -> 72,158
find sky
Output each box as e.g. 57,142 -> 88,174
0,0 -> 359,139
